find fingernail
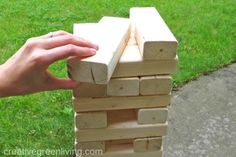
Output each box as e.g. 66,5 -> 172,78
91,44 -> 99,50
95,44 -> 99,50
90,48 -> 97,55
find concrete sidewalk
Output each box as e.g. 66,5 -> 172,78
164,63 -> 236,157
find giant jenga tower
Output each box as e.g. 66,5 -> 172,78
68,7 -> 178,157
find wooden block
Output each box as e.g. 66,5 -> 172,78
75,111 -> 107,129
68,17 -> 130,84
74,95 -> 171,112
133,137 -> 162,152
130,7 -> 178,60
140,75 -> 172,95
67,23 -> 97,83
76,123 -> 167,142
103,144 -> 162,157
73,97 -> 79,112
127,22 -> 137,45
106,139 -> 133,146
107,77 -> 139,96
73,83 -> 107,98
78,144 -> 162,157
127,36 -> 137,45
127,31 -> 137,45
112,45 -> 178,78
137,108 -> 168,124
75,141 -> 105,152
76,110 -> 168,142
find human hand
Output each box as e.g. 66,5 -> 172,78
0,30 -> 98,97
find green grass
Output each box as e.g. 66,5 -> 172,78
0,0 -> 235,156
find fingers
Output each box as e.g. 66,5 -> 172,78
39,34 -> 98,50
52,78 -> 80,90
45,44 -> 97,64
32,30 -> 99,50
45,73 -> 80,90
37,30 -> 70,39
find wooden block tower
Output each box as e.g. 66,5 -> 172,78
68,7 -> 178,157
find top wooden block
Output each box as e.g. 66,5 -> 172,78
68,17 -> 131,84
112,45 -> 178,78
130,7 -> 178,60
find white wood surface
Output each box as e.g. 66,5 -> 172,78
140,75 -> 172,95
133,137 -> 162,152
107,77 -> 139,96
73,95 -> 171,112
75,111 -> 107,129
130,7 -> 178,60
112,45 -> 178,78
68,17 -> 130,84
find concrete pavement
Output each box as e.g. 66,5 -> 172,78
164,63 -> 236,157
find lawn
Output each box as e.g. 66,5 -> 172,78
0,0 -> 235,156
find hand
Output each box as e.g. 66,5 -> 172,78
0,30 -> 98,97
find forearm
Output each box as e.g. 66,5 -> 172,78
0,64 -> 9,97
0,63 -> 29,97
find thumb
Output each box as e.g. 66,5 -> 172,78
50,77 -> 80,90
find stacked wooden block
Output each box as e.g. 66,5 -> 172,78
68,7 -> 178,157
